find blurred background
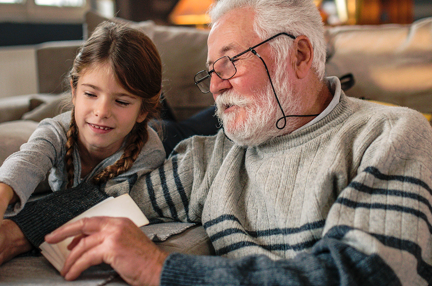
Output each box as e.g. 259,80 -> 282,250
1,0 -> 432,47
1,0 -> 431,97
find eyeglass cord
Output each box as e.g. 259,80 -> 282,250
250,48 -> 319,130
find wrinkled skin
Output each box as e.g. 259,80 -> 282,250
45,216 -> 169,286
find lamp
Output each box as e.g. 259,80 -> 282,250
169,0 -> 215,27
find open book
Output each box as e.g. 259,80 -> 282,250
39,193 -> 149,272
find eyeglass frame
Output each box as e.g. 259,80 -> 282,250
194,32 -> 296,94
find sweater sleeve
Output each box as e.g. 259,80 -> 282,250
130,130 -> 232,223
1,113 -> 70,215
160,109 -> 432,285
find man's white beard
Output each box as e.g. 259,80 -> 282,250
215,81 -> 298,146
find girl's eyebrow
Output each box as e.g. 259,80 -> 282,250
81,83 -> 136,99
81,83 -> 100,90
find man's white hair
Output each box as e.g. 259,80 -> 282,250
209,0 -> 326,80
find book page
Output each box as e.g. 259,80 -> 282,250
40,194 -> 149,271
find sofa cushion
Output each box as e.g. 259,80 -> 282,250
152,25 -> 212,121
0,120 -> 38,164
22,93 -> 72,122
36,40 -> 84,95
325,17 -> 432,114
85,10 -> 155,40
0,120 -> 51,194
0,95 -> 34,123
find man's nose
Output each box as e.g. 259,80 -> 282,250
94,98 -> 111,118
209,75 -> 232,100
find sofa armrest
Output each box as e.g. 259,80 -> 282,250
36,40 -> 83,94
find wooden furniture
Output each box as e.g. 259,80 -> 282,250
357,0 -> 413,24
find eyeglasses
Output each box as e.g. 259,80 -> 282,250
194,32 -> 296,94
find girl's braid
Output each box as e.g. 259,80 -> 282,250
65,108 -> 78,188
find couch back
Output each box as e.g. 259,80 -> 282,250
36,11 -> 432,121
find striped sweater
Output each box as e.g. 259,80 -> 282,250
129,82 -> 432,285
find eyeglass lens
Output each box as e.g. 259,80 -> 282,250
195,56 -> 237,93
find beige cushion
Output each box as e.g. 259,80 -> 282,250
0,120 -> 51,194
85,10 -> 155,40
152,25 -> 212,121
0,120 -> 38,164
325,17 -> 432,114
36,41 -> 83,94
0,93 -> 64,124
0,95 -> 33,123
22,93 -> 72,122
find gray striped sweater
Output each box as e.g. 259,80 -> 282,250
128,82 -> 432,285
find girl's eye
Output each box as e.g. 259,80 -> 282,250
84,92 -> 96,98
116,100 -> 130,106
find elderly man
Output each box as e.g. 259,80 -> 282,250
2,0 -> 432,285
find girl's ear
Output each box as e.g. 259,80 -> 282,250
137,111 -> 148,124
70,80 -> 76,105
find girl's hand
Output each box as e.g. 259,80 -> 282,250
0,219 -> 33,265
0,183 -> 18,223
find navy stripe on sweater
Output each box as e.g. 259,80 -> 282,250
216,238 -> 319,256
365,166 -> 432,196
203,214 -> 241,228
349,181 -> 432,215
327,225 -> 432,284
203,214 -> 325,255
159,165 -> 179,220
208,220 -> 326,243
337,197 -> 432,234
146,174 -> 164,217
370,233 -> 432,283
172,156 -> 192,222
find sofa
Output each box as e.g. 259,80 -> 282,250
1,10 -> 432,285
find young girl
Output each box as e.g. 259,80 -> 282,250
0,21 -> 166,220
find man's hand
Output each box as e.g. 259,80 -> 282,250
0,219 -> 33,265
45,217 -> 169,286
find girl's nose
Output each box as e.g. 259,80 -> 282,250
94,99 -> 111,118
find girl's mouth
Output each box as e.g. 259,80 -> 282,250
89,123 -> 113,131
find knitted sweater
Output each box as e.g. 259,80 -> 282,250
129,78 -> 432,285
0,111 -> 166,215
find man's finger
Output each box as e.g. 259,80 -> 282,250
61,231 -> 104,275
67,234 -> 85,251
45,217 -> 108,243
63,244 -> 106,280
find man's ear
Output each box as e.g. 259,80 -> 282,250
70,80 -> 76,105
292,35 -> 314,79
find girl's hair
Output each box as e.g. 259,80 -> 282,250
65,21 -> 162,188
209,0 -> 326,80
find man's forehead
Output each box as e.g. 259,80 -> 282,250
206,42 -> 241,67
206,7 -> 257,66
